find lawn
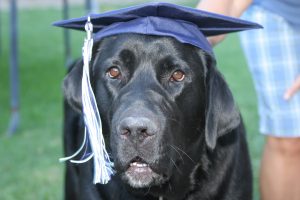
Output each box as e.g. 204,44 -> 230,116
0,1 -> 263,199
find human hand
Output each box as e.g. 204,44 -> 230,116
207,35 -> 226,46
284,75 -> 300,100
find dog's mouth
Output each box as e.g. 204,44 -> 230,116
128,156 -> 152,173
123,156 -> 164,188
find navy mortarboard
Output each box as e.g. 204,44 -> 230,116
54,2 -> 262,185
54,2 -> 262,55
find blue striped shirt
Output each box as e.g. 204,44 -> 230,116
253,0 -> 300,26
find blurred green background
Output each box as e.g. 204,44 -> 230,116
0,0 -> 264,199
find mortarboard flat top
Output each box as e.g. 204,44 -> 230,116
53,2 -> 262,54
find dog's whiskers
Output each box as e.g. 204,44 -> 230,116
165,117 -> 184,128
169,144 -> 196,164
170,157 -> 182,174
168,182 -> 173,192
168,144 -> 184,162
143,185 -> 152,196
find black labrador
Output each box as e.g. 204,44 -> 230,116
63,33 -> 252,200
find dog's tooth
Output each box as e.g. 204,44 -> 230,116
130,162 -> 149,168
136,163 -> 143,167
134,163 -> 149,167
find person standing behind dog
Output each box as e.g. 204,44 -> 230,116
197,0 -> 300,200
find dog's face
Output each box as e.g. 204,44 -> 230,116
64,34 -> 240,192
96,34 -> 207,189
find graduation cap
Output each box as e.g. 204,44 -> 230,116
54,2 -> 262,185
54,2 -> 261,55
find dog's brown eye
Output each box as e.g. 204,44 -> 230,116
170,70 -> 185,82
107,67 -> 121,79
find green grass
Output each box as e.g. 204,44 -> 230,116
214,35 -> 264,199
0,2 -> 263,199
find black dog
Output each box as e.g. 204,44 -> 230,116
63,33 -> 252,200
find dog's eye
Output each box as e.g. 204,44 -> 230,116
170,70 -> 185,82
107,67 -> 121,79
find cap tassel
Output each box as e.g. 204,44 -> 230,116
60,17 -> 114,184
59,129 -> 88,162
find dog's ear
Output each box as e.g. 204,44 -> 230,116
204,59 -> 240,150
63,60 -> 83,113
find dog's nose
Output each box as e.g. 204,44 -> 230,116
118,117 -> 157,141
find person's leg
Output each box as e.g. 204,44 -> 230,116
260,136 -> 300,200
239,4 -> 300,200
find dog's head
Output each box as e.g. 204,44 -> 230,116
63,33 -> 240,191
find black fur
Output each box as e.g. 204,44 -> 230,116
63,34 -> 252,200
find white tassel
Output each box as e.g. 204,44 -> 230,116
59,129 -> 88,162
60,16 -> 114,184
